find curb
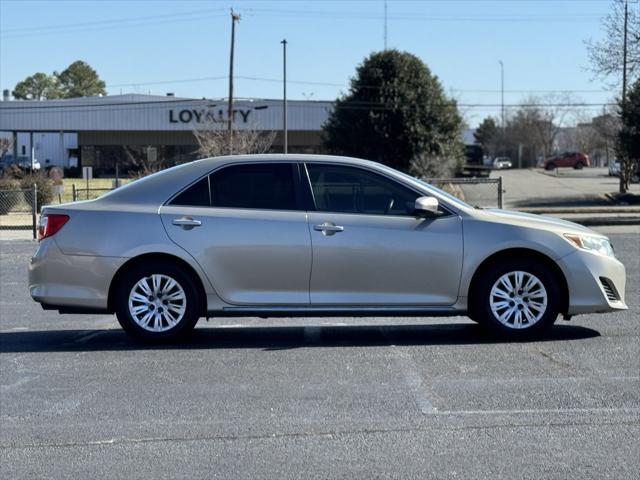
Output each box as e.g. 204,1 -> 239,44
520,207 -> 640,214
558,216 -> 640,227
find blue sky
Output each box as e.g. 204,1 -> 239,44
0,0 -> 618,126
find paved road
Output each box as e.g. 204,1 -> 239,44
1,228 -> 639,479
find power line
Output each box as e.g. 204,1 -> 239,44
0,10 -> 228,38
242,7 -> 607,22
105,74 -> 610,95
0,98 -> 617,113
0,7 -> 228,34
109,76 -> 228,88
0,6 -> 609,39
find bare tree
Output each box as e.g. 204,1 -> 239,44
502,94 -> 582,166
0,136 -> 13,159
123,146 -> 171,178
526,94 -> 581,157
593,107 -> 623,165
566,109 -> 621,166
585,0 -> 639,89
194,120 -> 276,158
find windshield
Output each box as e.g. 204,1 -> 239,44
377,165 -> 473,211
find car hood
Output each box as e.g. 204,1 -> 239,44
477,208 -> 597,235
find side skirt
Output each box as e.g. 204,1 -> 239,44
210,306 -> 465,318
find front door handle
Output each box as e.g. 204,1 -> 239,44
314,222 -> 344,236
172,216 -> 202,230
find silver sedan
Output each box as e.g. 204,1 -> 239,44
29,155 -> 627,341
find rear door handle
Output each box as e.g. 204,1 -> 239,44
172,216 -> 202,230
314,222 -> 344,236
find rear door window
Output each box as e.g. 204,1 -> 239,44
210,163 -> 298,210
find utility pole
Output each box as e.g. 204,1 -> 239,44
281,39 -> 288,154
498,60 -> 505,161
621,0 -> 629,193
384,0 -> 388,50
228,9 -> 241,154
498,60 -> 505,134
622,0 -> 628,103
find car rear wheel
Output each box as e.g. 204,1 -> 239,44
545,163 -> 556,171
115,262 -> 201,342
471,259 -> 560,338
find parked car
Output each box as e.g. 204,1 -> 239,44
608,160 -> 640,182
29,155 -> 627,342
492,157 -> 512,169
0,153 -> 41,174
541,152 -> 590,170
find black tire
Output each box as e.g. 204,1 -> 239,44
114,261 -> 201,342
471,258 -> 560,339
545,163 -> 556,171
574,161 -> 584,170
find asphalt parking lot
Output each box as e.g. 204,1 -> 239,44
1,226 -> 639,479
494,167 -> 640,208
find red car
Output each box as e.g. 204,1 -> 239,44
541,152 -> 590,170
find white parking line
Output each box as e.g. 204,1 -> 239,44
391,346 -> 438,415
0,375 -> 38,391
431,407 -> 640,416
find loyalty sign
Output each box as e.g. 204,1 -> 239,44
169,105 -> 263,124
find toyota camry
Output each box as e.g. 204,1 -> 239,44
29,155 -> 627,341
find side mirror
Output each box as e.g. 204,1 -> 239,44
414,196 -> 439,217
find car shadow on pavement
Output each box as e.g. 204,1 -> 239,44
0,323 -> 600,353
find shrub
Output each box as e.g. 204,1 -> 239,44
0,177 -> 22,214
19,174 -> 54,212
2,164 -> 25,179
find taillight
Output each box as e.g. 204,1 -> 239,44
38,214 -> 69,240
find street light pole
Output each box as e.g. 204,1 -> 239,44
384,0 -> 388,50
228,9 -> 241,154
281,39 -> 288,154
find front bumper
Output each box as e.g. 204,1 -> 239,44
29,238 -> 126,311
558,248 -> 627,315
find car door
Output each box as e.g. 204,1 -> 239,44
159,162 -> 312,305
304,163 -> 463,306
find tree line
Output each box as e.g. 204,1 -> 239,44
12,60 -> 106,100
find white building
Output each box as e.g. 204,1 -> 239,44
0,94 -> 334,171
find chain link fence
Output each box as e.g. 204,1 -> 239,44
0,186 -> 38,239
0,177 -> 504,240
425,177 -> 503,209
71,185 -> 115,201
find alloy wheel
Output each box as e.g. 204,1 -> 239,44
127,274 -> 187,332
489,271 -> 548,329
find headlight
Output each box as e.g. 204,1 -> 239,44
564,233 -> 615,257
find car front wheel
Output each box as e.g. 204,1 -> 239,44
472,259 -> 560,338
115,262 -> 201,342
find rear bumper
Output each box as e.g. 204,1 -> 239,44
28,239 -> 125,311
558,249 -> 627,315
